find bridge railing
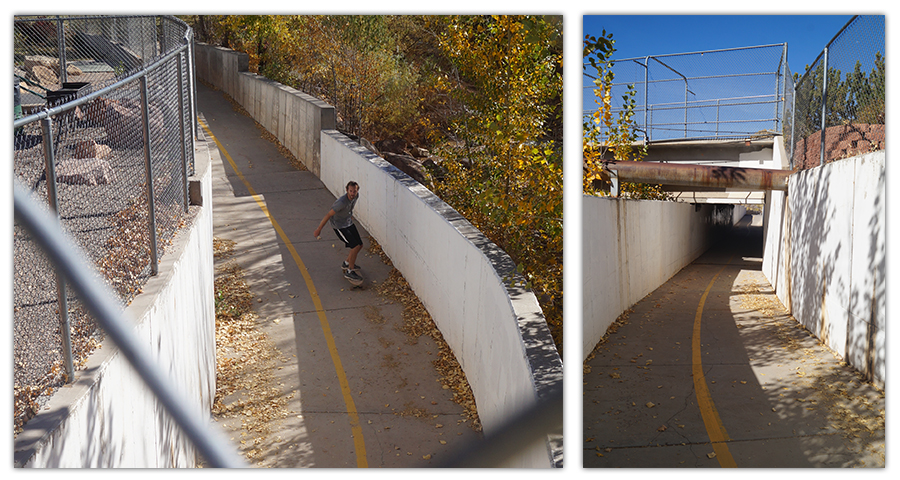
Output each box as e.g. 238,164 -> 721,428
790,15 -> 885,170
584,43 -> 792,143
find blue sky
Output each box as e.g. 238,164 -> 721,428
583,15 -> 856,71
580,15 -> 882,140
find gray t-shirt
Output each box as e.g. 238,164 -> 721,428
330,193 -> 358,229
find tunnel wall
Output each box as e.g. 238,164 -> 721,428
763,151 -> 885,387
582,197 -> 726,360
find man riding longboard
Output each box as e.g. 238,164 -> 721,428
314,181 -> 364,287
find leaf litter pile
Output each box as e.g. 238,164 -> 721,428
212,237 -> 291,462
368,238 -> 482,432
736,276 -> 884,465
210,235 -> 481,465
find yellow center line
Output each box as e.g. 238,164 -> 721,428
200,118 -> 368,468
692,256 -> 737,468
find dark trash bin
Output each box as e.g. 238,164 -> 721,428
46,82 -> 90,108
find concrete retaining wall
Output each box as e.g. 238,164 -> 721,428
321,131 -> 563,468
193,43 -> 335,176
14,138 -> 217,468
762,151 -> 885,387
193,42 -> 562,467
583,196 -> 726,360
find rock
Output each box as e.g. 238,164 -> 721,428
72,139 -> 112,159
82,97 -> 164,149
421,156 -> 448,180
375,137 -> 409,155
30,65 -> 59,90
56,158 -> 116,186
66,64 -> 84,77
381,152 -> 429,185
359,137 -> 380,156
410,146 -> 430,158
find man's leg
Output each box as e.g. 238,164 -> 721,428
346,244 -> 362,270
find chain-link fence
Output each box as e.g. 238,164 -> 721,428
584,43 -> 792,143
790,15 -> 885,169
13,15 -> 196,435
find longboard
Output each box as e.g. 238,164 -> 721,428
342,266 -> 364,289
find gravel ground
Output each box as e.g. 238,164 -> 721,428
13,116 -> 196,435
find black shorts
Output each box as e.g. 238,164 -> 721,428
334,224 -> 362,249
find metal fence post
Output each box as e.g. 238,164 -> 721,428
819,47 -> 829,167
55,16 -> 67,85
189,37 -> 198,143
40,117 -> 76,382
643,56 -> 649,141
790,83 -> 796,170
683,77 -> 688,138
140,75 -> 159,275
715,99 -> 720,138
177,51 -> 189,212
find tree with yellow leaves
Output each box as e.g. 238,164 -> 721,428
189,14 -> 563,352
583,30 -> 667,200
430,15 -> 563,351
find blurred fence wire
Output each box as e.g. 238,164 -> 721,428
13,14 -> 197,435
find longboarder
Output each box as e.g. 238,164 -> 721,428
314,181 -> 364,286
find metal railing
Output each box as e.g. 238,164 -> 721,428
584,43 -> 792,143
790,15 -> 885,169
14,182 -> 243,468
13,15 -> 563,468
13,15 -> 197,435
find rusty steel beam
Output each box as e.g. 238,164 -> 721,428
604,161 -> 790,191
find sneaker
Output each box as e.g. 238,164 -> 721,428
344,269 -> 363,282
342,261 -> 361,271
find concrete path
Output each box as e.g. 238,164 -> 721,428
198,83 -> 481,467
583,215 -> 885,468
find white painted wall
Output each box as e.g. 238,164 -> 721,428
583,196 -> 724,360
14,139 -> 218,468
321,131 -> 563,468
762,151 -> 885,387
194,43 -> 335,176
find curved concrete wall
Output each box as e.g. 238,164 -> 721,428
763,151 -> 885,387
321,131 -> 563,467
14,139 -> 217,468
583,196 -> 725,360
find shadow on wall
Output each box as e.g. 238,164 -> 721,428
847,158 -> 885,383
790,164 -> 838,346
788,153 -> 885,385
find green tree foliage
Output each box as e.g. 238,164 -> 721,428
794,51 -> 886,134
190,15 -> 564,352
